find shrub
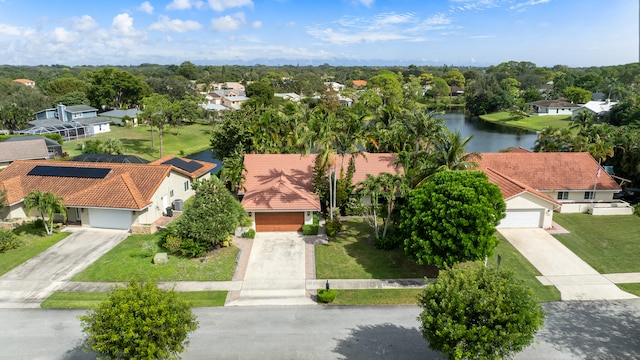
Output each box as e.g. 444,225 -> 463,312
178,237 -> 209,258
141,240 -> 158,255
634,203 -> 640,217
222,236 -> 234,247
0,230 -> 21,253
159,233 -> 181,255
241,228 -> 256,239
317,289 -> 337,303
302,224 -> 319,236
325,219 -> 342,237
313,214 -> 320,225
373,231 -> 403,250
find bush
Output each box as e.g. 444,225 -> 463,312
373,231 -> 403,250
634,203 -> 640,217
0,230 -> 21,253
302,224 -> 319,236
317,289 -> 337,303
178,237 -> 209,258
313,214 -> 320,225
242,228 -> 256,239
325,219 -> 342,237
159,233 -> 181,255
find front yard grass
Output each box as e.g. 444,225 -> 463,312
315,218 -> 437,279
62,122 -> 213,160
72,233 -> 238,282
617,284 -> 640,297
316,218 -> 560,303
41,290 -> 227,308
553,213 -> 640,274
0,223 -> 69,276
480,112 -> 573,132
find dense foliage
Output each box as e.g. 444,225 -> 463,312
418,264 -> 545,360
165,177 -> 247,257
0,230 -> 21,253
79,281 -> 198,360
400,171 -> 505,268
23,190 -> 66,236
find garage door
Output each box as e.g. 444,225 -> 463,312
88,208 -> 133,230
498,210 -> 543,228
255,212 -> 304,232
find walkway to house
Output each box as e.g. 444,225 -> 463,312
498,227 -> 638,301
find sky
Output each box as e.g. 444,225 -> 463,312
0,0 -> 637,67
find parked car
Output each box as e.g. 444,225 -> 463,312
613,188 -> 640,204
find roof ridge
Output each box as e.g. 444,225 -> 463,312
120,172 -> 149,209
485,167 -> 560,205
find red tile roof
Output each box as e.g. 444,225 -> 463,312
483,168 -> 559,205
0,160 -> 173,209
475,152 -> 620,192
241,153 -> 400,211
352,80 -> 367,87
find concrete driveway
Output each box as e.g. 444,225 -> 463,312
498,228 -> 637,301
0,228 -> 128,308
227,232 -> 315,306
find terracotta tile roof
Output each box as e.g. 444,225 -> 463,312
474,152 -> 620,191
242,172 -> 320,211
0,160 -> 173,210
352,80 -> 367,87
483,168 -> 559,205
148,156 -> 216,179
505,147 -> 533,153
0,139 -> 49,162
241,153 -> 399,211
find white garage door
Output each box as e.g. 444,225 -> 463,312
498,210 -> 542,228
88,208 -> 133,230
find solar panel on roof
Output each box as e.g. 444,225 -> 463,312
27,165 -> 111,179
162,157 -> 203,172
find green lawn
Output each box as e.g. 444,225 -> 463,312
331,289 -> 423,305
0,223 -> 69,276
480,112 -> 573,132
41,290 -> 227,308
315,218 -> 437,279
553,213 -> 640,274
72,233 -> 238,282
617,283 -> 640,297
62,123 -> 213,160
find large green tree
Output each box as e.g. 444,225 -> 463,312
400,171 -> 505,268
79,281 -> 198,360
418,264 -> 545,360
167,177 -> 247,257
87,67 -> 147,109
23,190 -> 66,235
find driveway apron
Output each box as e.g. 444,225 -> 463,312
0,228 -> 128,308
227,232 -> 315,306
498,228 -> 637,301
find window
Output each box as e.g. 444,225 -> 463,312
557,191 -> 569,200
170,190 -> 174,197
584,191 -> 595,200
184,180 -> 190,191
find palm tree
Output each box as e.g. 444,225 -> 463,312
142,94 -> 172,158
570,110 -> 596,133
431,129 -> 478,172
219,148 -> 246,195
356,174 -> 383,240
23,190 -> 66,235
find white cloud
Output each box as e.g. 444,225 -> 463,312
72,15 -> 98,32
208,0 -> 253,12
167,0 -> 192,10
51,27 -> 77,43
469,35 -> 494,39
372,13 -> 414,26
510,0 -> 551,11
211,12 -> 245,32
0,23 -> 23,36
150,16 -> 203,32
307,27 -> 407,45
449,0 -> 508,13
139,1 -> 154,14
112,13 -> 140,37
252,20 -> 262,29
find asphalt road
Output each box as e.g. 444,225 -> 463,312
1,300 -> 640,360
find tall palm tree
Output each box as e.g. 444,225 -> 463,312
356,174 -> 384,240
570,109 -> 596,133
23,190 -> 66,235
219,148 -> 246,195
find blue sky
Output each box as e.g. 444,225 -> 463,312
0,0 -> 637,67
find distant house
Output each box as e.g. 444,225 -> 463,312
571,100 -> 618,120
15,104 -> 111,141
2,136 -> 63,157
0,157 -> 216,230
351,80 -> 367,89
324,82 -> 346,92
12,78 -> 35,88
0,137 -> 52,168
450,85 -> 464,97
205,90 -> 249,110
526,100 -> 581,116
274,93 -> 302,103
98,109 -> 143,126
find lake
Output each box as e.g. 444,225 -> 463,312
439,111 -> 538,153
188,111 -> 539,169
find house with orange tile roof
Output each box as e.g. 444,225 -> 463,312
12,78 -> 35,88
241,153 -> 400,232
475,151 -> 630,228
351,80 -> 367,88
0,157 -> 215,230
